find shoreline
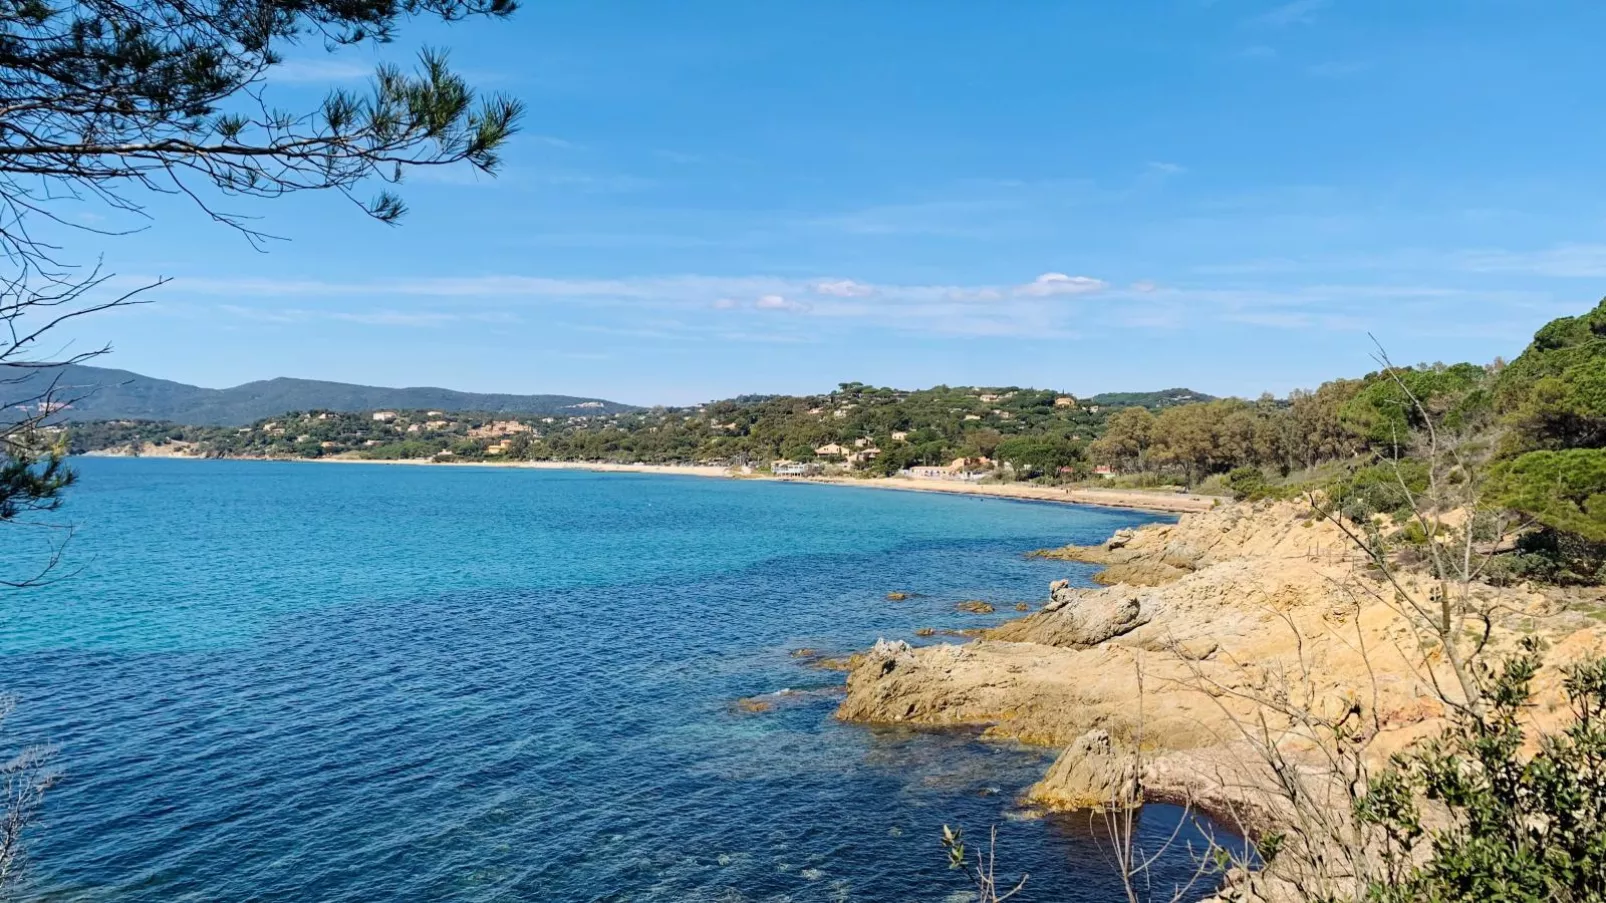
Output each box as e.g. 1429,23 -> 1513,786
85,450 -> 1219,515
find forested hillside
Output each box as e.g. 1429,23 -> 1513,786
6,365 -> 634,424
69,383 -> 1216,475
61,299 -> 1606,585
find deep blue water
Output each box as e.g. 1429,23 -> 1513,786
1,458 -> 1221,902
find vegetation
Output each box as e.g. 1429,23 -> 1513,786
1358,641 -> 1606,903
1075,343 -> 1606,902
69,384 -> 1133,471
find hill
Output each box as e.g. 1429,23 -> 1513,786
1085,388 -> 1216,408
7,365 -> 637,425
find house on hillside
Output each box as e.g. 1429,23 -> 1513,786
469,420 -> 533,439
1054,395 -> 1076,408
849,447 -> 881,465
372,411 -> 398,423
890,430 -> 909,442
814,443 -> 847,458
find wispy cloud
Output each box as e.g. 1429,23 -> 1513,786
1015,273 -> 1108,297
1247,0 -> 1329,27
812,279 -> 876,297
1454,243 -> 1606,278
268,58 -> 373,84
219,305 -> 515,328
753,293 -> 810,313
1307,60 -> 1370,78
172,267 -> 1559,343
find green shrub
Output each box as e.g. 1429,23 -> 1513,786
1226,466 -> 1267,501
1488,447 -> 1606,544
1358,641 -> 1606,903
1326,460 -> 1430,522
1487,529 -> 1606,587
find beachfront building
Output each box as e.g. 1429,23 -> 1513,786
771,460 -> 817,476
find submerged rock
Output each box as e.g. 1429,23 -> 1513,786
886,591 -> 909,601
810,655 -> 858,672
955,600 -> 995,614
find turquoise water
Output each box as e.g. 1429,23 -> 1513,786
2,458 -> 1216,901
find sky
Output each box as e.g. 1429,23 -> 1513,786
40,0 -> 1606,406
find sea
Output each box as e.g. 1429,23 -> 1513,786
0,458 -> 1225,902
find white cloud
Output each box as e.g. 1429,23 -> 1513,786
754,294 -> 810,312
1131,280 -> 1159,293
710,297 -> 741,310
1147,161 -> 1186,176
813,279 -> 875,297
1015,273 -> 1109,297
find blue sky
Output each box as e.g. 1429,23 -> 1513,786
56,0 -> 1606,405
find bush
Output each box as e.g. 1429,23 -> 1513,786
1226,466 -> 1267,501
1487,528 -> 1606,587
1488,447 -> 1606,544
1358,641 -> 1606,902
1326,460 -> 1430,522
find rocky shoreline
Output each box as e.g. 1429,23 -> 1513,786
830,499 -> 1606,895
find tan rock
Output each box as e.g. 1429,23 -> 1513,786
839,498 -> 1604,864
1024,729 -> 1138,811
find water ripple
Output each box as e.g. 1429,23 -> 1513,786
2,459 -> 1219,902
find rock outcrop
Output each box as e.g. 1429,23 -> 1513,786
838,499 -> 1606,881
1024,729 -> 1138,811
